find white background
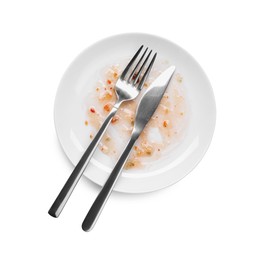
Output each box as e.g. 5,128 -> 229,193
0,0 -> 254,259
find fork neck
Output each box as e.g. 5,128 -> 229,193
113,99 -> 124,109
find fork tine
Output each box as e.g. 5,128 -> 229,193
137,53 -> 157,91
120,45 -> 143,80
127,47 -> 148,83
133,50 -> 152,85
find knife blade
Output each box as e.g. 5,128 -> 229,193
82,65 -> 176,231
133,65 -> 176,133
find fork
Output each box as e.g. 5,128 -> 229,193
48,46 -> 157,218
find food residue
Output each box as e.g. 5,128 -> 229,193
84,62 -> 188,170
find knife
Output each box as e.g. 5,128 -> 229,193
82,65 -> 176,231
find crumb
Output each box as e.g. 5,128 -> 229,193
176,74 -> 183,83
125,161 -> 135,169
163,120 -> 169,127
132,73 -> 139,83
99,89 -> 113,101
84,120 -> 88,126
143,143 -> 153,156
100,145 -> 108,153
103,103 -> 112,112
125,158 -> 141,169
111,115 -> 119,124
105,136 -> 111,142
89,106 -> 96,113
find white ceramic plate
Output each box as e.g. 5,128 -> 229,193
54,33 -> 216,193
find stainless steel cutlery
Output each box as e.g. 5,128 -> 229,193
49,45 -> 175,231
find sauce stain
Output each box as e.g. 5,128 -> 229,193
84,63 -> 188,170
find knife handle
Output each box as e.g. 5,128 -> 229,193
82,134 -> 138,231
48,106 -> 118,218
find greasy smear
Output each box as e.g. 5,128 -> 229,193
84,63 -> 188,170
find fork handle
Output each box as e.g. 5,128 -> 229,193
82,135 -> 138,231
48,106 -> 119,218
